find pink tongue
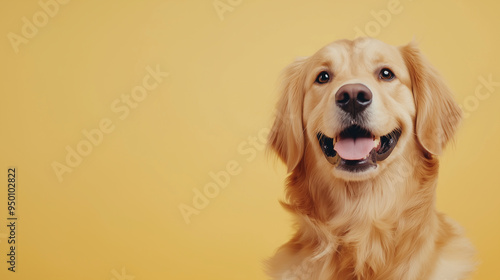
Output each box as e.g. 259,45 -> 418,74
334,137 -> 374,160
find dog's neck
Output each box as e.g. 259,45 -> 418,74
283,148 -> 441,277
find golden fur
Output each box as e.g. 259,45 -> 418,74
267,38 -> 475,280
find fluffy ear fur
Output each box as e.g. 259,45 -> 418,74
269,58 -> 307,172
400,42 -> 463,156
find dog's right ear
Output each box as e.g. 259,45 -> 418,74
268,58 -> 307,172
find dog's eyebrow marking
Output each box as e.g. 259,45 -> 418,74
319,61 -> 332,68
371,54 -> 388,66
311,56 -> 333,68
309,59 -> 334,81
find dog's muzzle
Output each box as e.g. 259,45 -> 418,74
317,126 -> 401,172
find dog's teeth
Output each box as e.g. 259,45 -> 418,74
373,137 -> 380,148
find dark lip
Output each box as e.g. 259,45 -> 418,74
317,126 -> 401,172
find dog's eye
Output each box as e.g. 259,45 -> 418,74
379,68 -> 395,81
315,71 -> 331,84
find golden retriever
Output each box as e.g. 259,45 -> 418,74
267,38 -> 475,280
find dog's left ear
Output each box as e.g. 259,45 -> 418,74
269,58 -> 307,172
400,42 -> 463,156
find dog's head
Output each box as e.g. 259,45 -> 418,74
269,38 -> 462,181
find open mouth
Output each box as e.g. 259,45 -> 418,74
317,125 -> 401,172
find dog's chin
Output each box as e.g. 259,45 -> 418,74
316,125 -> 401,181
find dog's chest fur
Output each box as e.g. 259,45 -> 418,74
269,210 -> 473,280
267,161 -> 475,280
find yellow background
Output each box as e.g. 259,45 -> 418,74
1,0 -> 499,279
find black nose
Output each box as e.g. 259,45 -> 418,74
335,83 -> 372,117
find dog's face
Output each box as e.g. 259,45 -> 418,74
270,38 -> 462,182
304,39 -> 414,181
